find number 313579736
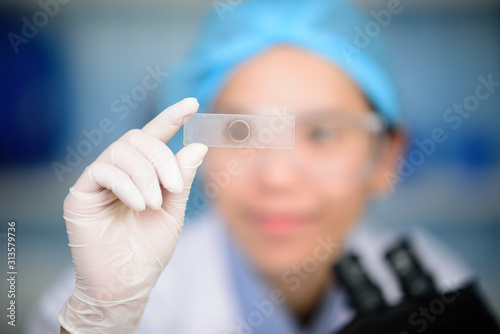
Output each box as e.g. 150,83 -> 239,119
7,221 -> 16,262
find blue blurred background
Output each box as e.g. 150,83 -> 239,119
0,0 -> 499,332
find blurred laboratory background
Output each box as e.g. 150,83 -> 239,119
0,0 -> 499,333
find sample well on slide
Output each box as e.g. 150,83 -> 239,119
183,113 -> 295,149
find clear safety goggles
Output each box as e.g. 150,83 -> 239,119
185,109 -> 389,181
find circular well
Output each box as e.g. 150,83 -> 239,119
228,120 -> 250,142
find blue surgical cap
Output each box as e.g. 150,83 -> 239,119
165,0 -> 400,126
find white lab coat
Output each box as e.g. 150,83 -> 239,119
27,212 -> 474,334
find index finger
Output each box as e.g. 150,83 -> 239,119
142,97 -> 199,143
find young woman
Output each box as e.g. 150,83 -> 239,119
29,1 -> 476,333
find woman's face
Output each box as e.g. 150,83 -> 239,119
203,46 -> 400,276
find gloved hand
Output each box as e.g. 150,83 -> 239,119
58,98 -> 208,334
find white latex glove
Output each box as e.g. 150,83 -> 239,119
58,98 -> 208,333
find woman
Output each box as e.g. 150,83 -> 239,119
29,1 -> 475,333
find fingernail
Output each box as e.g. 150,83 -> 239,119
177,97 -> 198,108
170,176 -> 184,194
150,185 -> 163,210
167,158 -> 184,193
131,192 -> 146,211
168,98 -> 199,126
151,199 -> 162,210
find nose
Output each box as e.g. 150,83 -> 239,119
255,150 -> 300,190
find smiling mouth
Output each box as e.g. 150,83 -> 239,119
250,211 -> 314,235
